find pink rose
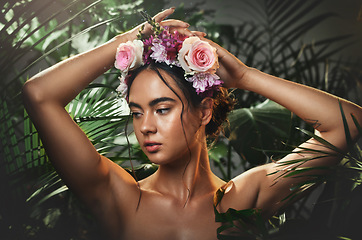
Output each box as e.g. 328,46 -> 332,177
114,40 -> 144,72
178,37 -> 218,74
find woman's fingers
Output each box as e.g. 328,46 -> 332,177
160,19 -> 189,29
191,31 -> 207,37
140,8 -> 189,36
166,28 -> 206,38
168,25 -> 193,36
153,7 -> 176,22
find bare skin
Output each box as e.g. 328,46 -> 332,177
22,8 -> 362,240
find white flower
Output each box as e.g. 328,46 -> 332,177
116,76 -> 128,98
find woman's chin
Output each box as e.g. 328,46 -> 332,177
146,153 -> 181,166
145,152 -> 167,164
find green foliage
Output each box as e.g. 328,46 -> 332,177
214,106 -> 362,240
0,0 -> 218,238
203,0 -> 360,108
269,106 -> 362,239
0,0 -> 361,239
226,99 -> 293,166
214,185 -> 268,239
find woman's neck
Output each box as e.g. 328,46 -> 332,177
143,139 -> 224,205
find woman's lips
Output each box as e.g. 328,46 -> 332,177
144,142 -> 161,153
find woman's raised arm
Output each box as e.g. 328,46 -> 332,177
209,39 -> 362,217
21,8 -> 190,233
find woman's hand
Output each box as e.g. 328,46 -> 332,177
216,45 -> 249,89
124,8 -> 192,41
194,35 -> 249,89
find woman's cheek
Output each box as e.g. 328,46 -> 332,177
159,114 -> 183,134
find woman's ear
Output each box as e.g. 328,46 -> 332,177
200,97 -> 213,126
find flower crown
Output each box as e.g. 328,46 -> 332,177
114,14 -> 222,99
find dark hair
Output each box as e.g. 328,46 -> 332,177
126,61 -> 235,138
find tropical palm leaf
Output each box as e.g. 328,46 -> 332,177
225,99 -> 294,166
270,105 -> 362,239
203,0 -> 360,108
1,0 -> 361,239
1,1 -> 222,238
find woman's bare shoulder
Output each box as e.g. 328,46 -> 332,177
104,157 -> 141,197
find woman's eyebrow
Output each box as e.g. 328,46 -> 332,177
129,97 -> 176,109
128,102 -> 142,109
149,97 -> 176,107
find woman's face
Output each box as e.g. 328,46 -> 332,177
128,69 -> 202,166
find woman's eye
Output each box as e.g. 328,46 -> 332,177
131,112 -> 142,118
156,108 -> 170,115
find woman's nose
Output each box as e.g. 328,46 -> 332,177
140,113 -> 157,135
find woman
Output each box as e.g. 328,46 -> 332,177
22,8 -> 362,240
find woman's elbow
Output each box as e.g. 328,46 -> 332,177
22,78 -> 47,109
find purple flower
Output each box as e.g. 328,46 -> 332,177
143,36 -> 154,64
150,41 -> 168,63
114,22 -> 222,100
186,72 -> 223,94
